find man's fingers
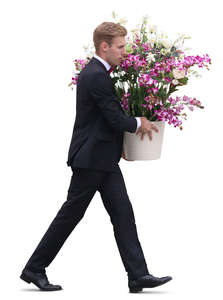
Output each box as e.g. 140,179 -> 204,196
122,150 -> 134,161
136,124 -> 158,141
136,128 -> 141,135
148,131 -> 152,140
152,125 -> 159,132
141,132 -> 145,140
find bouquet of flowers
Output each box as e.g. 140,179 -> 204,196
69,13 -> 211,131
69,13 -> 212,160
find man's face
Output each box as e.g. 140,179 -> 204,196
100,36 -> 127,66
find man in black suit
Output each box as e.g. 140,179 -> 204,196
20,22 -> 172,293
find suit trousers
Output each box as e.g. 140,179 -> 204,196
24,166 -> 149,280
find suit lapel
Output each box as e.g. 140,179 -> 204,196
90,57 -> 126,114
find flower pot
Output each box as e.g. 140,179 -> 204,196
123,121 -> 165,160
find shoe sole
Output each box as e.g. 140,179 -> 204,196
129,287 -> 143,293
20,273 -> 62,291
129,278 -> 172,292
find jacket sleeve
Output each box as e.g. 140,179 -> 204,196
88,72 -> 137,133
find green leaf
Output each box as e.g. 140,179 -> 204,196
178,77 -> 188,85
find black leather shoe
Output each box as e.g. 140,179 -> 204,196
20,269 -> 62,291
128,273 -> 172,293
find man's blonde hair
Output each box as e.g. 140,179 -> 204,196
93,22 -> 127,53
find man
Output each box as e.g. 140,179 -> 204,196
20,22 -> 172,293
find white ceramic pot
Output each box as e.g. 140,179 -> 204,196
123,121 -> 165,160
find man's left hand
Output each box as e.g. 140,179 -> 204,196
122,150 -> 134,161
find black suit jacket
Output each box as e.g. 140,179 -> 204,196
66,56 -> 137,172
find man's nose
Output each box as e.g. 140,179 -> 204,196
121,49 -> 126,57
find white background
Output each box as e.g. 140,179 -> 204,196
1,0 -> 222,299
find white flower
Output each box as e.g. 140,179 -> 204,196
131,28 -> 140,35
172,79 -> 179,85
146,53 -> 155,63
162,40 -> 171,49
160,48 -> 168,56
118,18 -> 128,25
141,14 -> 150,25
149,25 -> 157,33
172,68 -> 186,79
148,38 -> 156,47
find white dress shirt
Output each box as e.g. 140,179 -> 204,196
93,53 -> 141,130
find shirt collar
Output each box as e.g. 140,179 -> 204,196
93,53 -> 111,71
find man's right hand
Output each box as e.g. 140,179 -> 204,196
136,117 -> 159,141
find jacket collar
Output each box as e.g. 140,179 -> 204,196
93,53 -> 111,71
89,56 -> 125,113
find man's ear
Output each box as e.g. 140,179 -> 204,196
100,41 -> 109,52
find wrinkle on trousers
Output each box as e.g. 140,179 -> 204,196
24,166 -> 149,280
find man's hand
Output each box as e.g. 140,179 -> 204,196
122,150 -> 134,161
136,117 -> 159,141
